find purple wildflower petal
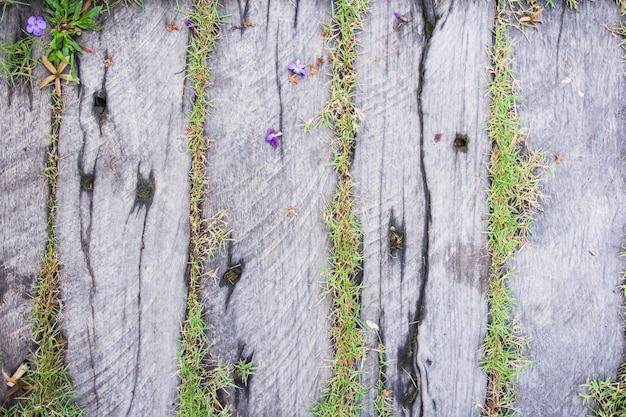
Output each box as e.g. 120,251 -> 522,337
26,16 -> 46,37
184,19 -> 196,30
434,133 -> 442,143
287,60 -> 307,76
394,11 -> 408,22
265,128 -> 282,147
26,18 -> 35,33
36,17 -> 46,30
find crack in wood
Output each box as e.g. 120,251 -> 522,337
236,0 -> 251,34
79,174 -> 99,410
76,101 -> 101,411
405,0 -> 439,415
274,28 -> 285,161
94,50 -> 110,133
125,175 -> 150,417
293,0 -> 300,29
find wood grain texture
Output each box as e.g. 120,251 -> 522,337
507,3 -> 626,416
354,1 -> 493,416
1,1 -> 625,416
0,6 -> 51,401
55,2 -> 192,416
200,1 -> 336,416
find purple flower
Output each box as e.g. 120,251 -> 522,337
434,133 -> 442,143
26,16 -> 46,37
394,11 -> 408,23
265,128 -> 282,147
287,60 -> 307,76
184,19 -> 196,31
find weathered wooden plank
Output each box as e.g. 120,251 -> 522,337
200,1 -> 336,415
2,1 -> 624,416
508,2 -> 626,416
355,1 -> 493,416
55,2 -> 192,415
0,7 -> 51,401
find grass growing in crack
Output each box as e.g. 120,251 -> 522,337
0,37 -> 35,88
233,357 -> 259,387
373,343 -> 394,417
311,1 -> 369,416
581,248 -> 626,417
175,2 -> 234,416
480,2 -> 543,416
1,94 -> 82,417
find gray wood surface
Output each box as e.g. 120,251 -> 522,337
0,6 -> 51,402
354,1 -> 493,416
201,1 -> 336,415
508,2 -> 626,416
55,2 -> 192,416
0,1 -> 623,416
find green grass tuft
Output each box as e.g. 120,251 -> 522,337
582,367 -> 626,417
481,2 -> 543,416
233,356 -> 259,387
0,36 -> 35,88
581,248 -> 626,417
175,1 -> 235,416
312,1 -> 370,416
373,343 -> 394,417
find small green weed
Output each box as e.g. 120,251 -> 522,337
42,0 -> 103,80
0,37 -> 35,88
233,357 -> 259,387
582,372 -> 626,417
